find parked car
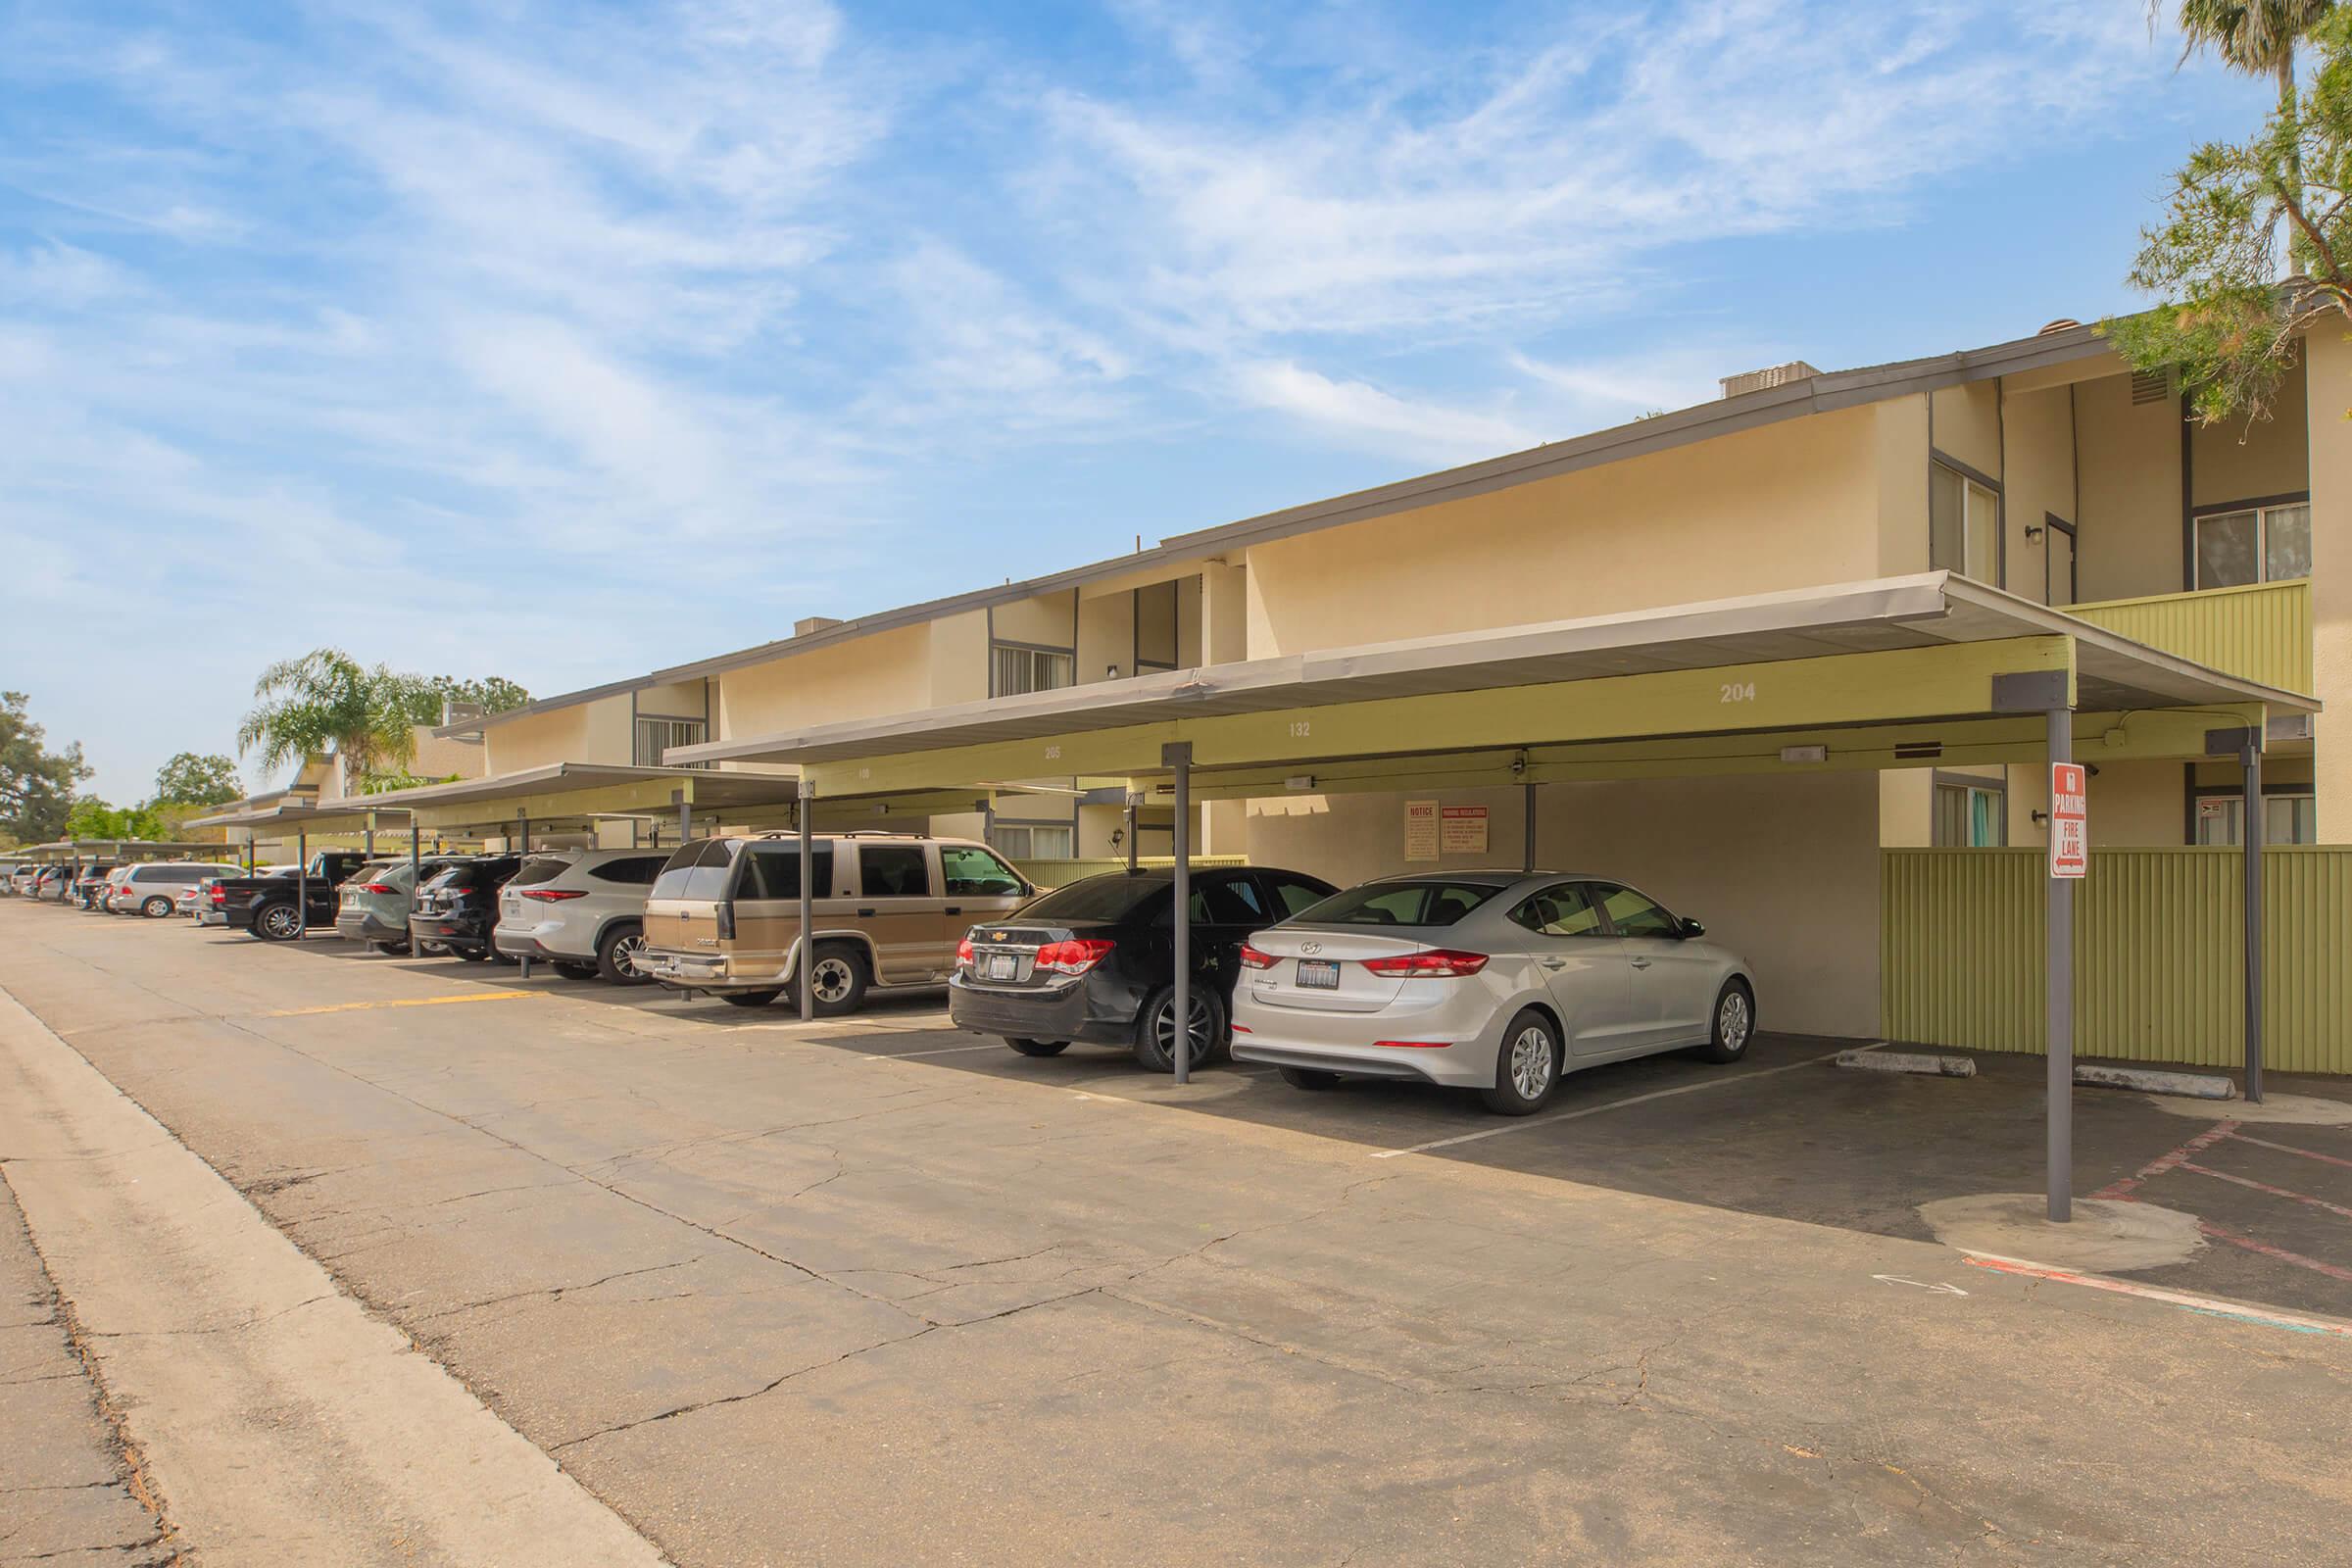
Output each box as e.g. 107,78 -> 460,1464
493,849 -> 669,982
105,861 -> 244,917
216,851 -> 374,941
1229,872 -> 1755,1115
32,864 -> 82,902
68,863 -> 122,909
0,860 -> 30,893
195,865 -> 288,926
408,856 -> 524,961
336,856 -> 473,953
638,833 -> 1033,1013
950,865 -> 1337,1071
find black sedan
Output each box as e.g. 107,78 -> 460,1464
408,856 -> 522,961
949,865 -> 1337,1071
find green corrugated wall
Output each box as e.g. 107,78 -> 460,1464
1882,847 -> 2352,1074
2067,579 -> 2314,694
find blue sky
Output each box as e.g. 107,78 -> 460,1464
0,1 -> 2279,802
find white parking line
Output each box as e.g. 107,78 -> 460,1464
1371,1042 -> 1884,1158
867,1041 -> 1008,1059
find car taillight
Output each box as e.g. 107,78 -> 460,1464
520,888 -> 587,902
357,883 -> 398,896
1034,938 -> 1114,976
715,902 -> 736,941
209,887 -> 224,905
1359,949 -> 1490,978
1237,943 -> 1276,969
956,936 -> 974,967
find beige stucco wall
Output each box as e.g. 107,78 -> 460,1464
1076,590 -> 1135,681
719,621 -> 940,739
1242,402 -> 1897,657
2001,382 -> 2078,604
1930,380 -> 2001,480
1199,562 -> 1245,664
409,728 -> 484,782
991,588 -> 1077,649
2192,353 -> 2309,510
636,678 -> 709,720
2307,327 -> 2352,837
1245,773 -> 1882,1039
484,703 -> 594,775
2075,371 -> 2184,601
929,611 -> 990,707
2084,760 -> 2184,847
1873,395 -> 1931,575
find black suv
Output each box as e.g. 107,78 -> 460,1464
408,857 -> 523,961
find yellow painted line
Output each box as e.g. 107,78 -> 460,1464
260,991 -> 538,1018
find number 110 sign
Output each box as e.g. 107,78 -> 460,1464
2048,762 -> 2087,879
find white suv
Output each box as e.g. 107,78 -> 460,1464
108,861 -> 246,917
492,848 -> 670,983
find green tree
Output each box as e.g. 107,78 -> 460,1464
2165,2 -> 2336,269
65,798 -> 166,842
152,752 -> 243,807
0,692 -> 91,846
236,650 -> 435,785
2108,9 -> 2352,424
425,674 -> 531,717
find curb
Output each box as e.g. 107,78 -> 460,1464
2075,1063 -> 2235,1101
1837,1049 -> 1976,1078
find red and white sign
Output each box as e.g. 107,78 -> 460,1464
2048,762 -> 2087,879
1440,805 -> 1489,854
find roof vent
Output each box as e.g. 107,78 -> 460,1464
794,615 -> 845,638
2038,318 -> 2082,335
1720,361 -> 1820,400
2131,368 -> 2172,406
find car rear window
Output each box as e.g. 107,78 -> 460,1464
510,857 -> 574,888
590,856 -> 666,886
1017,874 -> 1167,923
735,845 -> 835,901
1292,880 -> 1505,928
651,838 -> 741,901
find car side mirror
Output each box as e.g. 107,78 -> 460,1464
1678,917 -> 1705,939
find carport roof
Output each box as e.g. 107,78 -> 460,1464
668,571 -> 2317,771
352,762 -> 805,815
188,800 -> 413,831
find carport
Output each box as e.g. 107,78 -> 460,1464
669,571 -> 2321,1222
185,802 -> 424,937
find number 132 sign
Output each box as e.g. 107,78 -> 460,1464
2048,762 -> 2087,879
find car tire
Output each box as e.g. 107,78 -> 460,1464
554,961 -> 599,980
595,923 -> 652,985
720,989 -> 782,1007
1481,1008 -> 1562,1116
804,943 -> 869,1018
1132,984 -> 1226,1073
1695,979 -> 1755,1063
141,896 -> 172,918
1277,1066 -> 1341,1091
253,904 -> 301,942
1006,1038 -> 1069,1057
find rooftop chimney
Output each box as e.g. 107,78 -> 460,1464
794,615 -> 845,638
1719,361 -> 1820,400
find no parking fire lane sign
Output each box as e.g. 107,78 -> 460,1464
2049,762 -> 2087,879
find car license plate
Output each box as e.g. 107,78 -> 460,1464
1297,958 -> 1341,990
986,954 -> 1016,981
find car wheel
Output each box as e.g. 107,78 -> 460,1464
141,896 -> 172,918
554,961 -> 599,981
1132,984 -> 1225,1073
1481,1008 -> 1562,1116
1006,1038 -> 1069,1057
805,944 -> 868,1018
595,923 -> 652,985
1696,979 -> 1754,1063
719,988 -> 782,1007
1277,1066 -> 1341,1091
254,904 -> 301,942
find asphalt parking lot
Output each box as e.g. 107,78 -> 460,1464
4,902 -> 2350,1565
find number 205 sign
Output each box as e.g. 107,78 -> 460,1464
2048,762 -> 2088,880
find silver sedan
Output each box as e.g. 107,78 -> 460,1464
1230,871 -> 1755,1114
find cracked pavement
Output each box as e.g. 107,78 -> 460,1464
3,906 -> 2349,1565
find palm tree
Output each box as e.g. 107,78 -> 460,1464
2165,2 -> 2335,268
235,650 -> 432,789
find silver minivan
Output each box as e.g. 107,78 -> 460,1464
638,833 -> 1033,1013
107,861 -> 245,916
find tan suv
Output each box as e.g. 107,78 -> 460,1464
638,832 -> 1034,1013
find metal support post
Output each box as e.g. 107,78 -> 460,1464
1165,743 -> 1194,1084
798,781 -> 815,1022
2045,708 -> 2073,1223
2242,740 -> 2266,1104
365,812 -> 376,857
409,820 -> 419,887
1523,781 -> 1537,873
677,791 -> 692,847
296,829 -> 309,939
1124,791 -> 1140,873
516,811 -> 529,856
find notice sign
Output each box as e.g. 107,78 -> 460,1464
1441,805 -> 1489,855
2048,762 -> 2087,879
1404,801 -> 1440,861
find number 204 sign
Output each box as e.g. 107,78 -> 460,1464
2048,762 -> 2087,880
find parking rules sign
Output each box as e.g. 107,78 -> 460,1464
2049,762 -> 2088,879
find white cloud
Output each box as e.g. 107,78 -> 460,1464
1234,360 -> 1540,463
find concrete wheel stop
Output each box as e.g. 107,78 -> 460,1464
1918,1193 -> 2203,1272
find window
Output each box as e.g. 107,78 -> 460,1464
941,846 -> 1024,897
1200,875 -> 1265,924
858,844 -> 931,898
1259,873 -> 1333,918
1293,880 -> 1505,927
992,822 -> 1073,859
992,646 -> 1075,697
2195,793 -> 2318,846
1933,779 -> 2007,848
1020,875 -> 1166,923
2194,502 -> 2311,588
1588,883 -> 1682,938
1930,463 -> 2000,584
634,716 -> 708,768
510,857 -> 573,887
651,838 -> 741,901
735,844 -> 834,901
590,856 -> 666,885
1508,882 -> 1607,938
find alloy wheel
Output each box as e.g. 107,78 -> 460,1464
1508,1026 -> 1554,1102
612,932 -> 648,979
1152,993 -> 1216,1059
1718,990 -> 1751,1052
262,906 -> 299,940
812,956 -> 857,1004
